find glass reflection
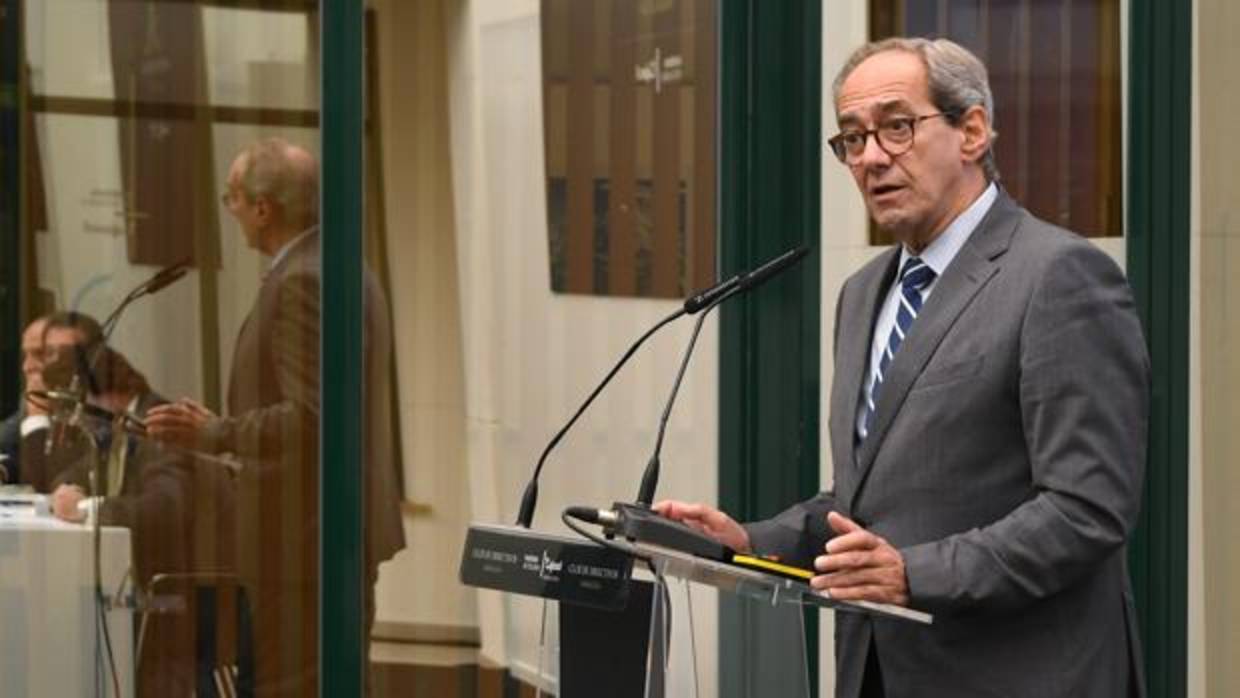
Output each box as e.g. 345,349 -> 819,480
0,2 -> 405,696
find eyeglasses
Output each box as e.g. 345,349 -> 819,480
827,112 -> 955,164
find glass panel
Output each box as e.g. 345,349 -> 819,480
868,0 -> 1122,242
3,2 -> 343,695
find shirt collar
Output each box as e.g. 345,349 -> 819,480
899,182 -> 998,278
270,225 -> 318,271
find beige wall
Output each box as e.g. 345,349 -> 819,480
1196,1 -> 1240,695
368,0 -> 477,634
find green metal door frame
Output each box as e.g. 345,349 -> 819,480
1127,1 -> 1190,696
718,2 -> 822,696
320,1 -> 366,696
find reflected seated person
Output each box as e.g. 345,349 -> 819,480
19,312 -> 188,574
24,311 -> 203,696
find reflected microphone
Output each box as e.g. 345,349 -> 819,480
99,257 -> 192,339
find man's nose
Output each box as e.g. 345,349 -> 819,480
856,133 -> 892,169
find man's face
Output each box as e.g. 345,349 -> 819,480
32,325 -> 88,391
41,327 -> 85,369
835,50 -> 970,246
223,155 -> 265,251
20,319 -> 48,384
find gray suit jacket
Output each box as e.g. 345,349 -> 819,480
746,191 -> 1149,697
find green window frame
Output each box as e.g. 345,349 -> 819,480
321,1 -> 366,695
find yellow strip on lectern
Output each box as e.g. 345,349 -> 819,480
730,554 -> 815,581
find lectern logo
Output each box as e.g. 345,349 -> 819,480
539,551 -> 563,582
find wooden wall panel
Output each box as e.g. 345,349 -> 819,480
541,0 -> 717,299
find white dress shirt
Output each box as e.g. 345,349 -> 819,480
855,182 -> 999,441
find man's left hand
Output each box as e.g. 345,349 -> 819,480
810,511 -> 909,606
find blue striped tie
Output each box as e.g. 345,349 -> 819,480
863,257 -> 937,438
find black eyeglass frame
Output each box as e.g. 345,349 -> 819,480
826,110 -> 959,164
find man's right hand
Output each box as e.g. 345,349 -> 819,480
651,500 -> 752,553
50,484 -> 87,523
145,398 -> 216,448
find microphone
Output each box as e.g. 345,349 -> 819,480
142,261 -> 190,296
682,245 -> 809,314
99,258 -> 191,339
598,244 -> 810,559
515,245 -> 809,529
514,306 -> 686,528
640,244 -> 809,507
88,258 -> 191,381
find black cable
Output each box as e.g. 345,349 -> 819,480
560,507 -> 651,565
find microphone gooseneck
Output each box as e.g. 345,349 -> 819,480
98,258 -> 191,342
515,306 -> 686,528
84,259 -> 192,388
634,301 -> 717,507
635,245 -> 810,508
518,244 -> 810,531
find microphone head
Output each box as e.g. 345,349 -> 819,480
682,275 -> 740,314
740,245 -> 810,290
683,245 -> 811,315
143,262 -> 190,295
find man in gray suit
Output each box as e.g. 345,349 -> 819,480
656,38 -> 1148,697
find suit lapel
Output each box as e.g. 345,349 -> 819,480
831,248 -> 900,494
849,192 -> 1024,506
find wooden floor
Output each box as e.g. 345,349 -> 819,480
370,642 -> 540,698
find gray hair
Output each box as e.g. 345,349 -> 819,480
832,37 -> 1000,181
237,137 -> 320,227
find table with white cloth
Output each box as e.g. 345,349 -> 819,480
0,495 -> 134,698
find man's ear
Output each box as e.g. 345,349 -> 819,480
958,104 -> 992,165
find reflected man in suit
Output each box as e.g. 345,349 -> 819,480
656,38 -> 1148,697
147,137 -> 405,696
13,311 -> 110,491
0,315 -> 50,483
